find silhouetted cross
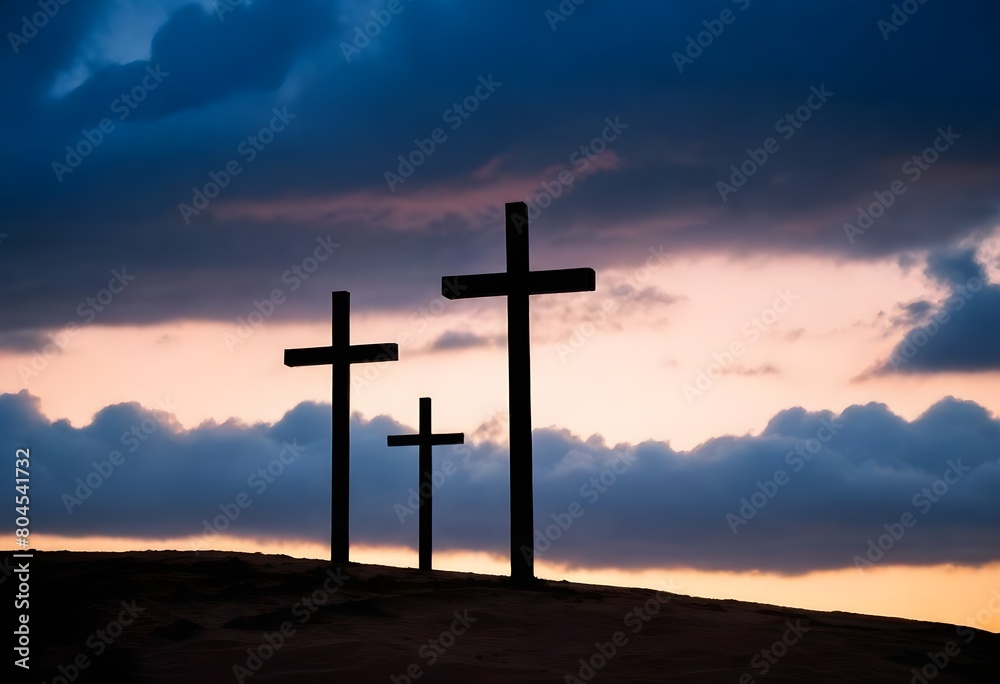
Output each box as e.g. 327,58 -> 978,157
387,397 -> 464,571
284,291 -> 398,563
441,202 -> 595,583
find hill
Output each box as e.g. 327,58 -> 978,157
17,550 -> 1000,682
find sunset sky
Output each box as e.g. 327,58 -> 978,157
3,1 -> 1000,632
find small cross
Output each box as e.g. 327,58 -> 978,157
387,397 -> 464,571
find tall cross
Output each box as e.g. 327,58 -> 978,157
284,291 -> 398,563
441,201 -> 595,583
386,397 -> 464,571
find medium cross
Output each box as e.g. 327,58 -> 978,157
386,397 -> 464,571
441,202 -> 595,583
284,291 -> 398,563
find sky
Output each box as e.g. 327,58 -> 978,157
2,0 -> 1000,632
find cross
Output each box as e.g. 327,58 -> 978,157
284,291 -> 398,563
441,202 -> 595,583
386,397 -> 464,571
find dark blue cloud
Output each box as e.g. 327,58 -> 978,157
875,247 -> 1000,373
6,390 -> 998,574
56,1 -> 335,123
1,0 -> 999,333
925,246 -> 987,286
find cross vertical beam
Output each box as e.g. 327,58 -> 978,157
505,203 -> 534,585
441,202 -> 595,584
331,291 -> 350,564
284,291 -> 398,563
387,397 -> 464,570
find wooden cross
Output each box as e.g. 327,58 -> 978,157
284,291 -> 398,563
441,202 -> 595,583
386,397 -> 464,571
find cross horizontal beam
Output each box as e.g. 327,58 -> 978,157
350,343 -> 399,364
387,433 -> 465,447
527,267 -> 596,296
441,267 -> 596,300
284,343 -> 399,367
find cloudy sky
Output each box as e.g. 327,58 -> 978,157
3,0 -> 999,631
